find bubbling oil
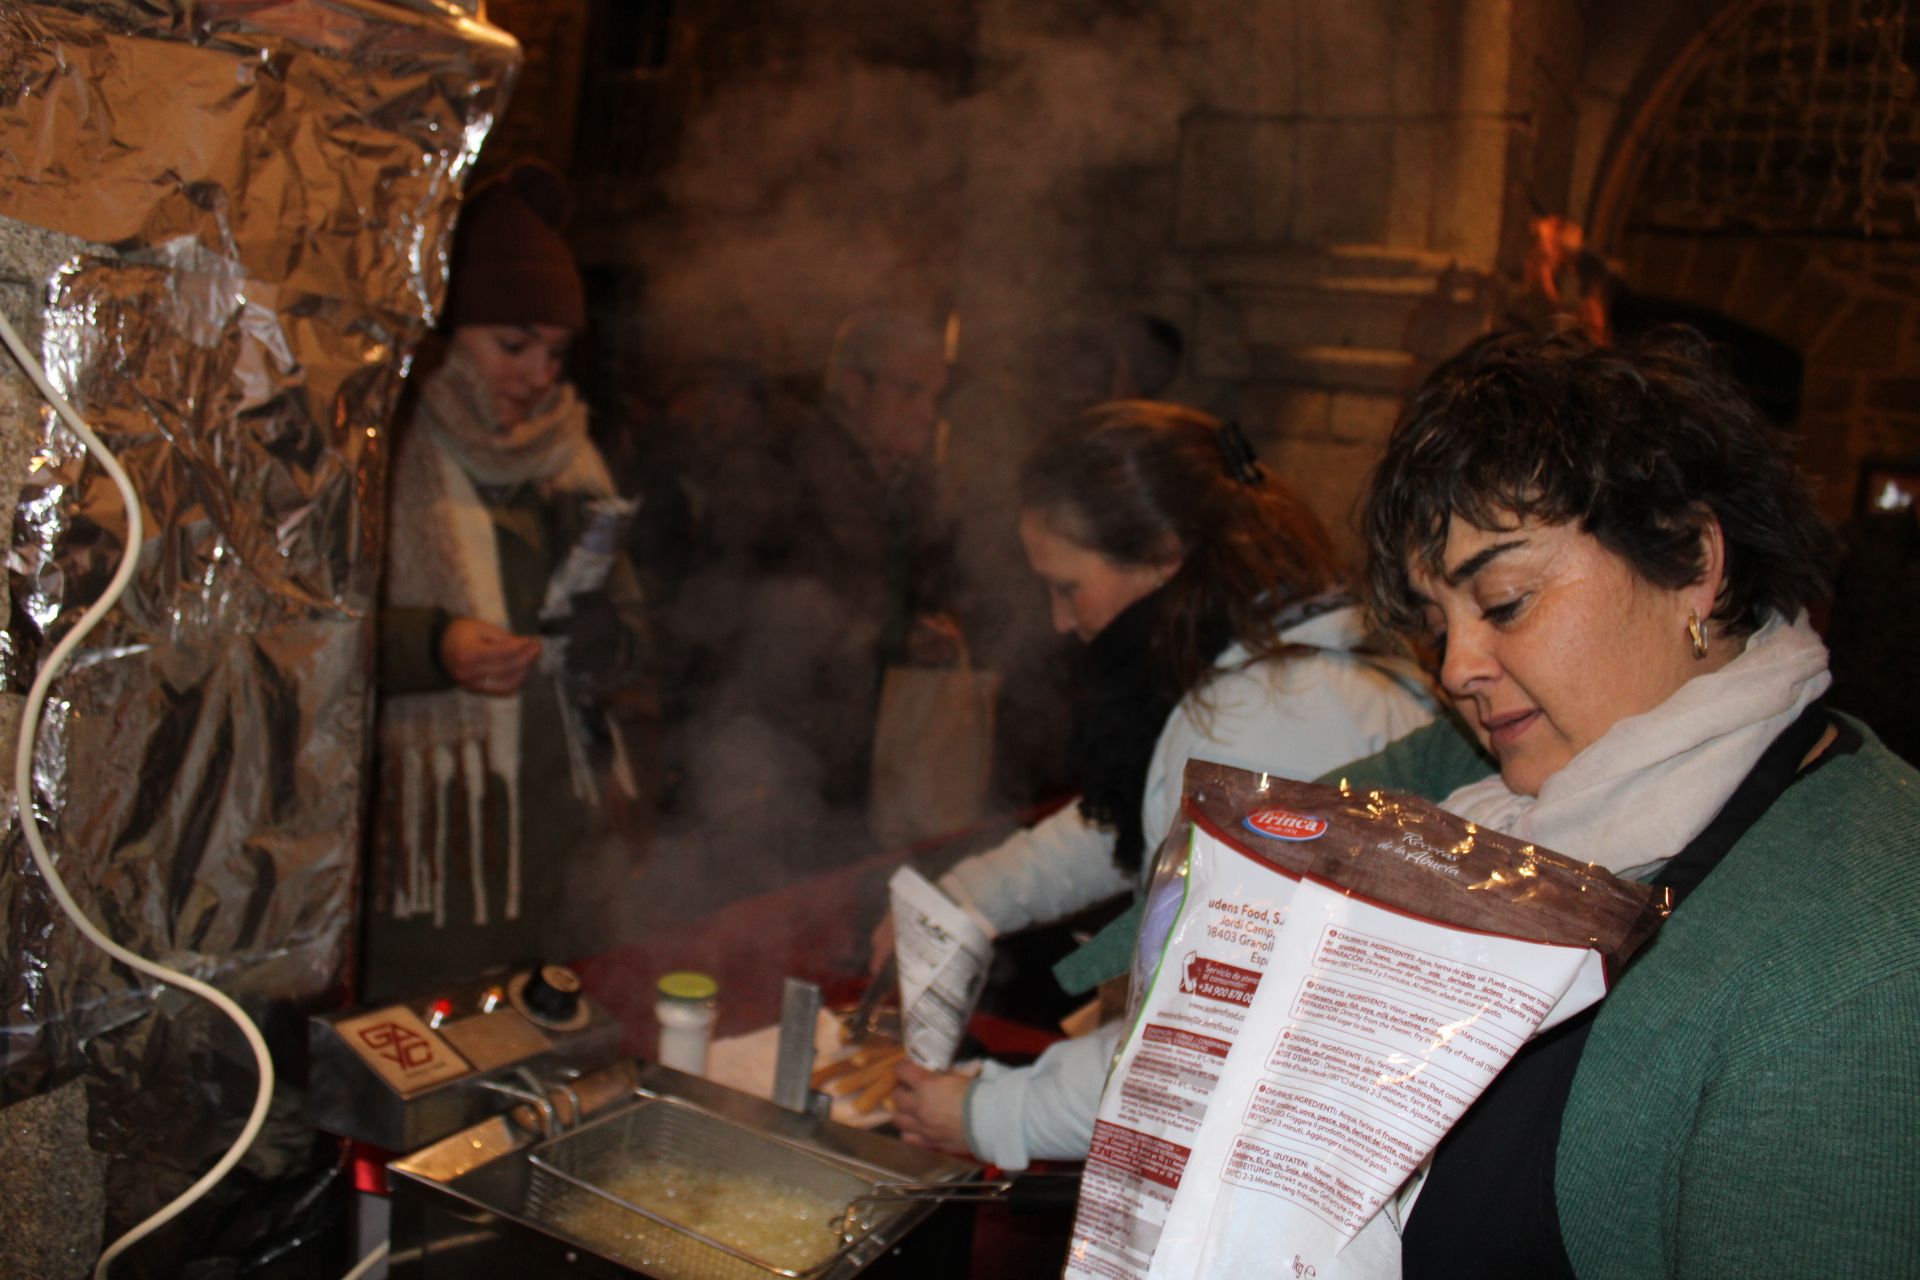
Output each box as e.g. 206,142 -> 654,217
553,1157 -> 848,1275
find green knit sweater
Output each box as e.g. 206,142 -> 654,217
1338,715 -> 1920,1278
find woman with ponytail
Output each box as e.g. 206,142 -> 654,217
885,401 -> 1437,1169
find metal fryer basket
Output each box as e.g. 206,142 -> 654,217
523,1095 -> 908,1280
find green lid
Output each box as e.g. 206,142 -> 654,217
657,970 -> 718,1001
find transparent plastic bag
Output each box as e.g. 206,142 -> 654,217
1073,761 -> 1667,1280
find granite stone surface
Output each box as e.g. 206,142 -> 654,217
0,1079 -> 107,1280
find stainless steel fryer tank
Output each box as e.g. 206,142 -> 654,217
386,1061 -> 979,1279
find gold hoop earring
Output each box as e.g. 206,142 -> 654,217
1687,610 -> 1709,660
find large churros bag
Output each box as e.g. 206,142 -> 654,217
1067,762 -> 1665,1280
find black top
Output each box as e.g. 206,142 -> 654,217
1400,699 -> 1854,1277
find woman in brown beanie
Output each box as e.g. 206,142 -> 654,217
362,160 -> 650,997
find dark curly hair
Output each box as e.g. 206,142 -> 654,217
1363,327 -> 1837,642
1021,400 -> 1344,696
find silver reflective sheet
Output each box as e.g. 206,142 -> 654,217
0,0 -> 517,1251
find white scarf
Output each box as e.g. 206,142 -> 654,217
378,347 -> 613,927
1382,611 -> 1831,1260
1439,611 -> 1831,879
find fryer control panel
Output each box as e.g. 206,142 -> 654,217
309,963 -> 620,1151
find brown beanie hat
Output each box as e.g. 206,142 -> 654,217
443,159 -> 587,332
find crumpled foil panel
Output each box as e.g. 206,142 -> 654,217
0,0 -> 518,1269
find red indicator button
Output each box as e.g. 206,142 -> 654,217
427,997 -> 453,1028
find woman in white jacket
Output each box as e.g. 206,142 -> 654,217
889,401 -> 1436,1169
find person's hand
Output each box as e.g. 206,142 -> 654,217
890,1061 -> 974,1155
868,913 -> 896,976
440,617 -> 542,697
905,611 -> 965,667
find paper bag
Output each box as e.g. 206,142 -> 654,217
867,660 -> 1001,847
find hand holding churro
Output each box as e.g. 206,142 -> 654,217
814,1042 -> 905,1113
889,1060 -> 973,1153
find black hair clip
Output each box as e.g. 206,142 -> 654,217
1216,420 -> 1265,485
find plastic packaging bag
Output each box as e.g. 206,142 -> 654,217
889,866 -> 994,1070
539,494 -> 641,622
1068,761 -> 1666,1280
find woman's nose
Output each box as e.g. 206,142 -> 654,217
1050,596 -> 1076,637
1438,623 -> 1497,696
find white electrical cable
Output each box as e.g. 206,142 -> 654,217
0,308 -> 275,1279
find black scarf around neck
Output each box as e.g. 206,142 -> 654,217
1070,589 -> 1235,874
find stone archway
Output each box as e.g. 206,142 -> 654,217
1581,0 -> 1920,524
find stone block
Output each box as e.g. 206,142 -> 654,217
1255,434 -> 1388,553
1792,412 -> 1853,503
1327,390 -> 1403,444
1388,121 -> 1441,248
1865,377 -> 1920,414
1390,1 -> 1441,115
1300,0 -> 1396,115
1180,0 -> 1299,114
0,1079 -> 106,1280
1678,238 -> 1750,312
1853,414 -> 1920,469
1430,117 -> 1521,264
1245,343 -> 1417,394
1620,233 -> 1694,302
1232,274 -> 1429,351
1522,87 -> 1578,219
1242,384 -> 1334,440
1812,298 -> 1907,371
1803,375 -> 1856,415
1724,242 -> 1811,330
1175,115 -> 1294,249
1082,164 -> 1179,292
1192,289 -> 1253,380
1774,267 -> 1852,350
1291,120 -> 1395,245
1514,0 -> 1585,110
1452,0 -> 1521,116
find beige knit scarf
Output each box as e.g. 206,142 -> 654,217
1437,611 -> 1830,878
379,345 -> 613,927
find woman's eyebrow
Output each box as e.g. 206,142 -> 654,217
1445,539 -> 1527,586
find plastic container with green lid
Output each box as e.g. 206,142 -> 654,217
655,971 -> 718,1075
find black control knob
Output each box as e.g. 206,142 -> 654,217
520,963 -> 582,1025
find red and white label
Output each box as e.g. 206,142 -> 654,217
1242,807 -> 1328,841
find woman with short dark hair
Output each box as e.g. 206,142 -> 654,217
1366,325 -> 1835,648
1349,327 -> 1920,1278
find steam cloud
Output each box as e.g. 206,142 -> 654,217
598,6 -> 1195,945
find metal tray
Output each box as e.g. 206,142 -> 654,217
387,1062 -> 977,1280
525,1096 -> 907,1279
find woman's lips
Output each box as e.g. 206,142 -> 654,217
1483,708 -> 1540,747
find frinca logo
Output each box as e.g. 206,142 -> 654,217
1243,806 -> 1328,841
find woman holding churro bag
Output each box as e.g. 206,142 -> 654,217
1346,328 -> 1920,1278
880,402 -> 1437,1167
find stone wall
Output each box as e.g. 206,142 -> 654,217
1618,232 -> 1920,521
538,0 -> 1606,557
1159,0 -> 1590,548
1609,0 -> 1920,521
